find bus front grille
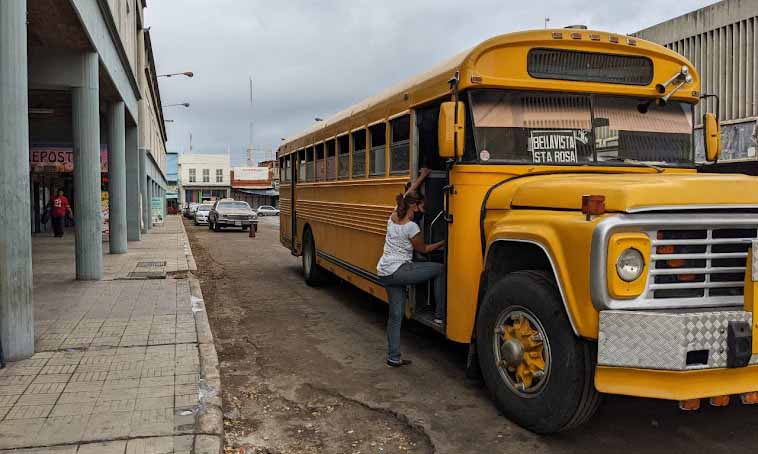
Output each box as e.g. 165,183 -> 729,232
649,228 -> 757,299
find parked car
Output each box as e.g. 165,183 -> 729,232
194,204 -> 213,225
184,203 -> 199,218
256,205 -> 280,216
189,203 -> 201,219
209,200 -> 258,231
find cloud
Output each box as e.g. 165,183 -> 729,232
146,0 -> 716,165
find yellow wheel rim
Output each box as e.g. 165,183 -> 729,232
494,308 -> 550,396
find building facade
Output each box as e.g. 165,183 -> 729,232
1,0 -> 168,360
230,162 -> 279,209
178,153 -> 231,206
166,151 -> 179,213
634,0 -> 758,169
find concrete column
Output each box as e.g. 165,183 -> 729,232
125,126 -> 141,241
147,178 -> 154,228
0,0 -> 34,361
72,52 -> 103,280
107,101 -> 127,254
139,149 -> 149,232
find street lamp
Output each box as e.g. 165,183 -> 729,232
157,71 -> 194,78
315,117 -> 323,122
164,119 -> 175,123
163,103 -> 190,108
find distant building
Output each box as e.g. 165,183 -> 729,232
230,161 -> 279,209
166,151 -> 179,214
633,0 -> 758,171
178,153 -> 231,207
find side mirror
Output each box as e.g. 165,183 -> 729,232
438,101 -> 466,159
703,112 -> 721,162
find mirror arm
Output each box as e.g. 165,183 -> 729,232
448,71 -> 461,162
700,93 -> 720,120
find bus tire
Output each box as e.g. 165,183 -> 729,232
476,270 -> 600,434
302,228 -> 327,286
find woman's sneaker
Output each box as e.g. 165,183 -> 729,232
386,359 -> 412,368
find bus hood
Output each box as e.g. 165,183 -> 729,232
487,172 -> 758,213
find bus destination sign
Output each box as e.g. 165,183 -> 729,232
530,130 -> 579,164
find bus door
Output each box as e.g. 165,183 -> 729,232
290,154 -> 298,256
408,104 -> 449,332
407,170 -> 449,332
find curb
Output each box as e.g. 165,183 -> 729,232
181,219 -> 223,453
179,217 -> 199,272
189,274 -> 224,453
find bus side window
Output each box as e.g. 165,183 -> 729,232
369,123 -> 387,177
351,129 -> 367,178
315,143 -> 325,181
298,149 -> 305,182
390,115 -> 410,174
326,139 -> 336,179
305,147 -> 314,181
337,135 -> 349,179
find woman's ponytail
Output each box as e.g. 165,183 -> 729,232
395,193 -> 408,219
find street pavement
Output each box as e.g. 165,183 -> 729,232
0,216 -> 222,453
188,215 -> 758,454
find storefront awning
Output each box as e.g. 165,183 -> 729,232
237,188 -> 279,197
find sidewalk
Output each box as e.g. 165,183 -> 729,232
0,216 -> 222,453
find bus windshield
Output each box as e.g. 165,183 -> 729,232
468,89 -> 694,166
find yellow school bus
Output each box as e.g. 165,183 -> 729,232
277,28 -> 758,433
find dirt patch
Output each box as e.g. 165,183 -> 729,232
185,220 -> 434,454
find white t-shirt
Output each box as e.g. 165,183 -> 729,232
376,217 -> 420,277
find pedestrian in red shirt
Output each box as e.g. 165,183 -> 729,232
48,189 -> 72,237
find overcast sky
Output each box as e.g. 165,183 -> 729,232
145,0 -> 716,166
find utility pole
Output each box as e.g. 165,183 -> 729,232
247,76 -> 254,166
545,17 -> 550,29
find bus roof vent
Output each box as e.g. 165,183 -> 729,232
564,25 -> 588,30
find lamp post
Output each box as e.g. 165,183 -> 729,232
157,71 -> 194,78
162,103 -> 190,108
315,117 -> 323,122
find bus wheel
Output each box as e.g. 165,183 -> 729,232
476,270 -> 599,434
302,228 -> 327,286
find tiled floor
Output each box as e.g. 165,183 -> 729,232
0,217 -> 220,453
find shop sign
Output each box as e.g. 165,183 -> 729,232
151,197 -> 164,225
233,166 -> 268,181
30,145 -> 108,173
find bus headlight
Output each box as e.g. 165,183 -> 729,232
607,233 -> 650,299
616,248 -> 644,282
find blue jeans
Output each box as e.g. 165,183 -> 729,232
380,261 -> 445,363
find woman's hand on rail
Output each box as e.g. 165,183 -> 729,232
405,167 -> 432,196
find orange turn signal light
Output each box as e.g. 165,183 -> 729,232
678,274 -> 697,282
582,194 -> 606,218
679,399 -> 701,411
668,259 -> 686,268
740,392 -> 758,405
709,395 -> 730,407
657,245 -> 674,254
